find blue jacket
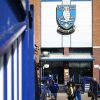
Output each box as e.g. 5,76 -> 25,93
75,89 -> 81,100
49,83 -> 59,93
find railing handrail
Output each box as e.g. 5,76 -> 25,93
0,22 -> 26,55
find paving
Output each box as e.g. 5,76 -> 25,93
46,85 -> 100,100
47,92 -> 94,100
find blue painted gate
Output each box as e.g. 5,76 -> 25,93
0,0 -> 36,100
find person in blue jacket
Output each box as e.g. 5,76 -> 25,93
74,85 -> 81,100
49,80 -> 59,100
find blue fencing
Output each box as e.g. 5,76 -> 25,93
0,0 -> 35,100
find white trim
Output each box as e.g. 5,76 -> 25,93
93,46 -> 100,48
21,0 -> 26,10
94,64 -> 100,69
7,48 -> 12,100
41,53 -> 94,60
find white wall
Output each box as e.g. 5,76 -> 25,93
71,1 -> 92,47
41,1 -> 92,48
41,2 -> 62,48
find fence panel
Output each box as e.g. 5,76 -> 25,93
0,0 -> 35,100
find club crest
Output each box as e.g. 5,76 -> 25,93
56,5 -> 76,34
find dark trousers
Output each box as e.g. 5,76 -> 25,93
68,95 -> 74,100
91,94 -> 97,100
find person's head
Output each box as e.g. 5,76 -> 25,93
70,83 -> 72,87
93,78 -> 96,81
70,78 -> 73,82
76,85 -> 80,90
52,80 -> 55,84
47,80 -> 49,84
73,85 -> 76,90
90,80 -> 93,84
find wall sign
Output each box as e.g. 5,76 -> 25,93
56,0 -> 76,34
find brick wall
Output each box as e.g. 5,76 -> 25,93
93,0 -> 100,46
29,0 -> 100,81
93,48 -> 100,83
64,48 -> 69,55
29,0 -> 34,4
93,0 -> 100,83
30,0 -> 41,63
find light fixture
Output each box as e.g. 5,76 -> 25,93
94,64 -> 100,69
42,51 -> 49,57
43,64 -> 49,69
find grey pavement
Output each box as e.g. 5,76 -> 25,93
47,92 -> 98,100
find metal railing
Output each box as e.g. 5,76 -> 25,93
0,0 -> 35,100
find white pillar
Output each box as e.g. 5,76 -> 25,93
62,0 -> 71,48
62,0 -> 71,5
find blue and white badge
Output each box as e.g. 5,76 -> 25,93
56,3 -> 76,34
57,5 -> 76,30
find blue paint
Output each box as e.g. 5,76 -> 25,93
11,46 -> 14,100
0,0 -> 25,35
4,54 -> 7,100
0,22 -> 25,45
0,0 -> 26,55
0,22 -> 26,56
22,30 -> 29,100
28,5 -> 36,100
0,0 -> 17,34
41,0 -> 92,2
22,0 -> 30,99
1,0 -> 36,100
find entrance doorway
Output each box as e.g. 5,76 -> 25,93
69,62 -> 93,83
43,61 -> 64,84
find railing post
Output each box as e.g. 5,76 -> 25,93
4,54 -> 7,100
22,0 -> 35,100
29,5 -> 35,100
22,16 -> 29,100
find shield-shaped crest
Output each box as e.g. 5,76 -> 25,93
56,5 -> 76,30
